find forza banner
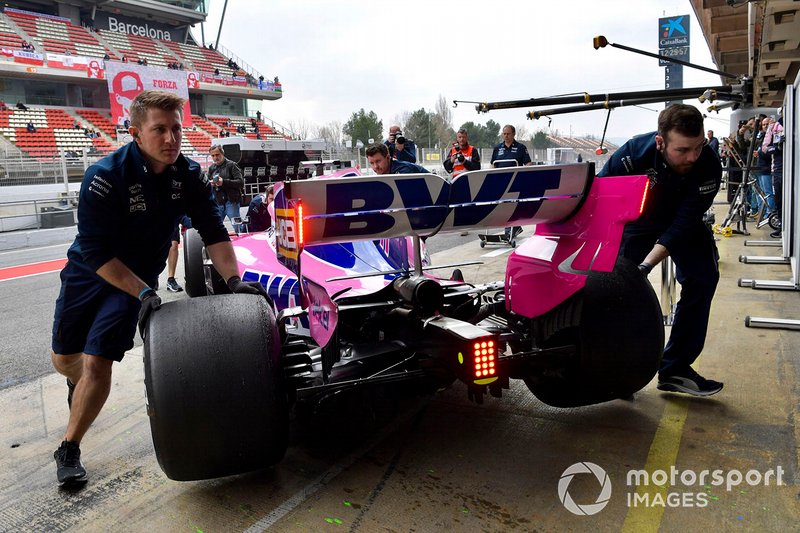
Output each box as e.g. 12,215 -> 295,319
105,61 -> 191,127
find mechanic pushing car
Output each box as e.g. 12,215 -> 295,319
598,103 -> 723,397
49,90 -> 269,486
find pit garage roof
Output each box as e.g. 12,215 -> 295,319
691,0 -> 800,108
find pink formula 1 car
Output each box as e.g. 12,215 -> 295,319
143,163 -> 663,481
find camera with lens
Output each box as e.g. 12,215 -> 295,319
453,142 -> 465,162
394,131 -> 406,144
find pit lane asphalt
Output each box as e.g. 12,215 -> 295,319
1,210 -> 798,532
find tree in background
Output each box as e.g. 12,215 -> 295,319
343,108 -> 383,147
532,130 -> 552,149
432,95 -> 455,149
316,120 -> 343,146
457,119 -> 501,148
286,118 -> 314,140
404,108 -> 435,148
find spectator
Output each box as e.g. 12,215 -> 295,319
491,124 -> 533,240
214,67 -> 220,76
165,216 -> 191,292
207,145 -> 244,233
754,118 -> 775,217
121,55 -> 128,63
73,121 -> 81,130
219,129 -> 226,138
16,102 -> 29,111
103,53 -> 110,62
26,121 -> 36,133
765,114 -> 784,238
366,143 -> 427,175
255,110 -> 262,122
597,103 -> 723,396
0,100 -> 7,111
706,129 -> 719,155
443,129 -> 481,177
246,184 -> 274,232
255,132 -> 262,140
384,125 -> 417,163
49,90 -> 269,486
123,118 -> 131,129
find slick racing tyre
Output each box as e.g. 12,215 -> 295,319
182,228 -> 229,297
182,228 -> 206,297
143,294 -> 288,481
524,258 -> 663,407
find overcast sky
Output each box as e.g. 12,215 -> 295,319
193,0 -> 733,144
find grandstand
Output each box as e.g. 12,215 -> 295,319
0,0 -> 285,166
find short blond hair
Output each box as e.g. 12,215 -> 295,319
129,90 -> 185,128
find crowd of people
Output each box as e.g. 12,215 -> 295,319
714,111 -> 785,238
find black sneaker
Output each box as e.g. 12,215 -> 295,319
770,230 -> 781,238
54,440 -> 87,485
657,368 -> 723,397
166,277 -> 183,293
67,378 -> 75,410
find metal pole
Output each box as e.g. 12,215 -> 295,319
214,0 -> 228,50
60,150 -> 69,196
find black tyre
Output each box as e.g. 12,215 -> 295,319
143,294 -> 288,480
182,228 -> 206,297
182,228 -> 229,297
768,212 -> 781,231
524,258 -> 663,407
480,240 -> 486,248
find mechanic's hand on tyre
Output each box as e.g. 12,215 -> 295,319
138,288 -> 161,338
227,275 -> 271,301
637,262 -> 654,276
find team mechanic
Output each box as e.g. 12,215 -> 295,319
50,90 -> 268,486
598,103 -> 722,397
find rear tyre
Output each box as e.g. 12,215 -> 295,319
524,258 -> 663,407
144,294 -> 288,480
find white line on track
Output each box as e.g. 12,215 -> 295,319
243,403 -> 425,532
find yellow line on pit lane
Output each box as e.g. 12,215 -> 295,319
621,395 -> 690,532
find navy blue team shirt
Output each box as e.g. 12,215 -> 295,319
66,141 -> 229,287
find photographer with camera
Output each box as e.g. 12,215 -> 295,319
385,124 -> 418,163
443,128 -> 481,178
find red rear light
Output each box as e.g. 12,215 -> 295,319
473,340 -> 496,378
639,179 -> 649,215
296,202 -> 304,246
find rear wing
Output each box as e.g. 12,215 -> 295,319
275,163 -> 592,261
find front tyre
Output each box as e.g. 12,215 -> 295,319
144,294 -> 288,480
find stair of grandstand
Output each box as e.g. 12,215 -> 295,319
98,29 -> 179,68
4,9 -> 111,59
0,12 -> 26,49
0,108 -> 116,160
207,116 -> 284,140
191,115 -> 222,137
160,40 -> 237,78
181,128 -> 213,157
77,109 -> 118,140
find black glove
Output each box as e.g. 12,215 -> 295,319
227,275 -> 270,299
638,262 -> 654,275
137,288 -> 161,338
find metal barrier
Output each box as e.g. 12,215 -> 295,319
742,71 -> 800,329
0,194 -> 78,232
